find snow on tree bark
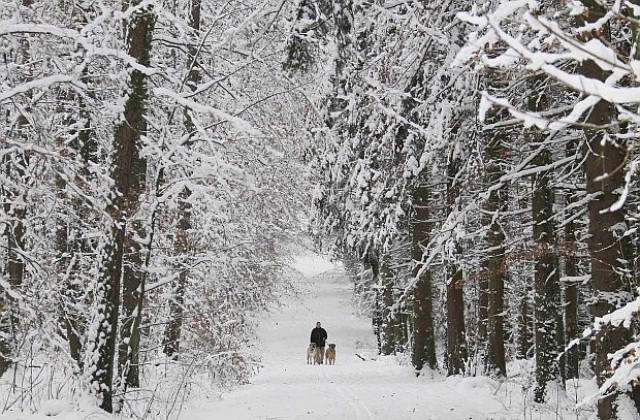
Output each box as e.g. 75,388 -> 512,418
89,1 -> 155,410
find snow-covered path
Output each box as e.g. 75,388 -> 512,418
181,255 -> 507,420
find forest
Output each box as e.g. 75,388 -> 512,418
1,0 -> 639,420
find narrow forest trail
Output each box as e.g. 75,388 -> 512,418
180,255 -> 508,420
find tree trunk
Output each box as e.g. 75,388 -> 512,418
412,180 -> 436,372
92,235 -> 122,412
532,146 -> 562,402
446,263 -> 466,375
118,221 -> 145,389
116,0 -> 155,391
527,71 -> 563,400
477,271 -> 488,344
369,256 -> 383,354
564,140 -> 580,380
575,4 -> 629,418
445,155 -> 466,376
481,112 -> 507,377
92,1 -> 154,411
516,287 -> 532,359
163,190 -> 191,358
380,257 -> 395,356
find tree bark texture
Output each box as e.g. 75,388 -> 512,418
446,263 -> 466,375
412,181 -> 437,372
380,257 -> 396,356
564,139 -> 581,380
516,287 -> 532,360
576,4 -> 629,418
532,146 -> 562,402
92,1 -> 155,411
481,112 -> 507,377
527,74 -> 563,400
445,155 -> 466,376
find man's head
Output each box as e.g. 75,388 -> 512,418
316,322 -> 321,328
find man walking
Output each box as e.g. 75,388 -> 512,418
310,321 -> 328,364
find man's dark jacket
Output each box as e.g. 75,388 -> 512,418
310,327 -> 327,347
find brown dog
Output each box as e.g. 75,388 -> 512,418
307,343 -> 317,364
325,344 -> 336,365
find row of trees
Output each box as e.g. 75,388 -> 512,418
0,0 -> 307,414
287,1 -> 639,419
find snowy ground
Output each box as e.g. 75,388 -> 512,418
4,253 -> 625,420
179,254 -> 511,420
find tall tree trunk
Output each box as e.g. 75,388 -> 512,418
481,111 -> 507,377
532,146 -> 562,401
528,72 -> 563,401
412,180 -> 437,372
92,1 -> 155,411
446,261 -> 466,375
629,11 -> 640,412
576,4 -> 629,419
564,138 -> 580,380
91,232 -> 122,412
118,219 -> 146,389
117,1 -> 154,390
445,154 -> 466,376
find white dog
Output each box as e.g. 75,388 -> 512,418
307,343 -> 317,364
